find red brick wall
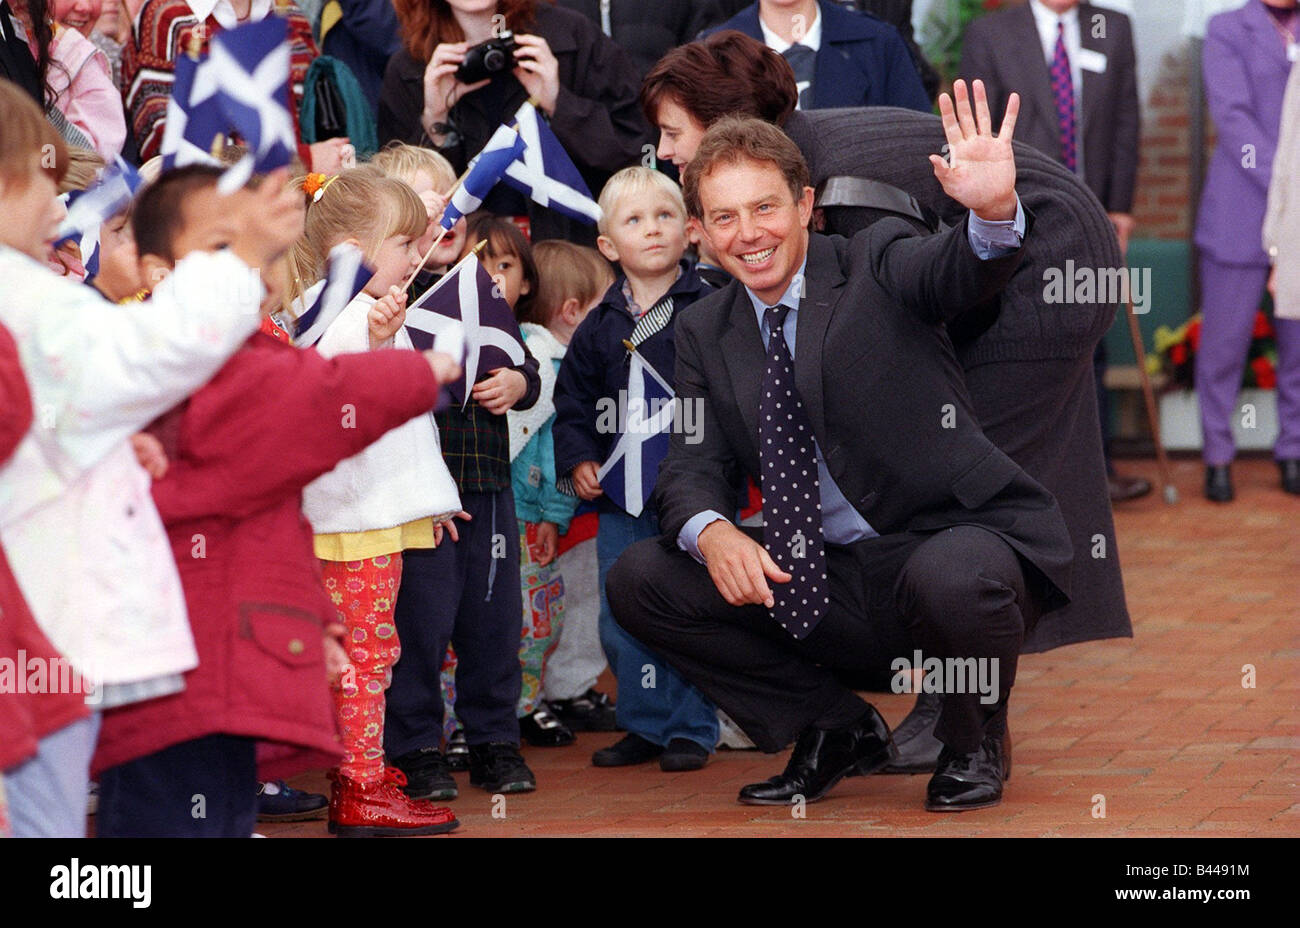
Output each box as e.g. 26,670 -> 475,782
1132,42 -> 1204,241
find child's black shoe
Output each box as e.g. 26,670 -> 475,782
519,704 -> 576,747
468,743 -> 537,793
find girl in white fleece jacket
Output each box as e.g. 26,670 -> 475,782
0,81 -> 301,836
292,168 -> 460,829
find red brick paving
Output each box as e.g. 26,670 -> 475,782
263,457 -> 1299,838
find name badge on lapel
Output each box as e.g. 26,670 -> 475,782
527,465 -> 542,488
1077,48 -> 1107,74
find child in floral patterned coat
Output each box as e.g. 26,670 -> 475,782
507,240 -> 613,747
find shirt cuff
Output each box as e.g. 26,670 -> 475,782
967,196 -> 1026,260
677,510 -> 729,564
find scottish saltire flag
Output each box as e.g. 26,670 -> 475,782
597,351 -> 675,517
53,192 -> 99,282
54,157 -> 143,284
438,124 -> 526,230
159,54 -> 223,170
502,101 -> 601,225
405,252 -> 527,409
201,18 -> 297,172
163,18 -> 295,188
292,243 -> 372,349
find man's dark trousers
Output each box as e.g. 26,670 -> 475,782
609,524 -> 1043,755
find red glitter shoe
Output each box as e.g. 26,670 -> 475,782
327,767 -> 460,838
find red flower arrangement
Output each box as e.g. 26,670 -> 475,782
1151,311 -> 1278,390
1251,356 -> 1277,390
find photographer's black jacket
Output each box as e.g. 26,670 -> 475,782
378,2 -> 652,246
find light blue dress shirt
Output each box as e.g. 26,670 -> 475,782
677,201 -> 1027,563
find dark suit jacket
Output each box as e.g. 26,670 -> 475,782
959,1 -> 1139,213
782,106 -> 1131,652
654,222 -> 1073,612
705,0 -> 930,112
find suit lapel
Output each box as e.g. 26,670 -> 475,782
720,287 -> 765,455
793,235 -> 844,450
1010,5 -> 1059,134
1079,3 -> 1110,132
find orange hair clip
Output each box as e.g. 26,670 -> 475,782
301,172 -> 338,203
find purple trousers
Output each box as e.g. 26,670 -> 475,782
1195,257 -> 1300,464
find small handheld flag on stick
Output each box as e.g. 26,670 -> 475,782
54,157 -> 144,285
159,54 -> 223,170
161,19 -> 296,192
292,243 -> 373,348
597,349 -> 675,517
440,123 -> 527,230
404,245 -> 527,410
203,18 -> 297,188
502,101 -> 601,225
401,125 -> 527,292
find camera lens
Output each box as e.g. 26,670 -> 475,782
483,47 -> 507,72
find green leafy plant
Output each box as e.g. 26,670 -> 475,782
922,0 -> 1013,91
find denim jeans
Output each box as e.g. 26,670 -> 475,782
597,510 -> 718,751
6,713 -> 100,838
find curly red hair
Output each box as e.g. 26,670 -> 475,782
394,0 -> 542,62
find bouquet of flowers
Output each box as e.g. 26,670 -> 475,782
1147,311 -> 1278,390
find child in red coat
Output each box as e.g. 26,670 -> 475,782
0,321 -> 90,837
92,165 -> 462,837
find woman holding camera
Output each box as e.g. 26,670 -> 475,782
379,0 -> 649,244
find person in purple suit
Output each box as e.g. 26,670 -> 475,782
1195,0 -> 1300,501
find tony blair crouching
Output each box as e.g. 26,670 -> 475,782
607,86 -> 1074,813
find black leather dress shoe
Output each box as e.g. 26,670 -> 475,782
1280,459 -> 1300,496
738,706 -> 897,805
925,733 -> 1011,813
877,691 -> 943,774
1108,473 -> 1152,502
1205,465 -> 1234,503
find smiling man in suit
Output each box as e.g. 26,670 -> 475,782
960,0 -> 1147,503
607,83 -> 1074,812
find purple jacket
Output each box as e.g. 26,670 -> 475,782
1195,0 -> 1292,266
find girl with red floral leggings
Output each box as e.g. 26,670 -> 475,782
296,167 -> 463,836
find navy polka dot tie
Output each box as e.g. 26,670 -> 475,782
760,305 -> 829,640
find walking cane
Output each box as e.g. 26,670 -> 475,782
1122,293 -> 1178,503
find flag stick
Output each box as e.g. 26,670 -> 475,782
402,124 -> 524,292
402,224 -> 453,293
404,239 -> 489,314
400,164 -> 475,293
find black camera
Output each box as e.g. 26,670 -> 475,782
456,31 -> 518,84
